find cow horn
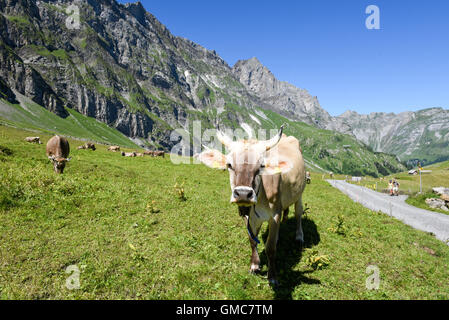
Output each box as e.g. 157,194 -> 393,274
216,130 -> 234,149
262,124 -> 285,151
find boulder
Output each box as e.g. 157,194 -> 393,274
426,198 -> 449,211
432,187 -> 449,196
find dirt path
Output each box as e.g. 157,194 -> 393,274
327,180 -> 449,244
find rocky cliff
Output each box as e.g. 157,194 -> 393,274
0,0 -> 265,149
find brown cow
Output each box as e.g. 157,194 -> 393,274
46,135 -> 71,174
197,125 -> 306,286
144,150 -> 165,157
77,142 -> 96,151
25,137 -> 42,144
154,151 -> 165,158
108,146 -> 120,152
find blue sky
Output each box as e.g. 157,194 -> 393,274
119,0 -> 449,116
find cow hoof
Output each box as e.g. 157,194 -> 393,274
268,278 -> 279,287
250,264 -> 261,274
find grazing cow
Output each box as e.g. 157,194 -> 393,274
144,150 -> 165,157
108,146 -> 120,152
77,142 -> 96,151
197,125 -> 306,286
46,135 -> 71,174
135,152 -> 144,157
25,137 -> 42,144
121,151 -> 137,157
153,150 -> 165,158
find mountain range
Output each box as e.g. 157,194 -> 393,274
0,0 -> 446,175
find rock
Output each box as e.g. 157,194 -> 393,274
425,198 -> 448,210
433,187 -> 449,196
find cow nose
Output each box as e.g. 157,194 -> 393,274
233,187 -> 255,203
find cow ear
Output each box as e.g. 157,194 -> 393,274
261,158 -> 293,175
197,149 -> 227,170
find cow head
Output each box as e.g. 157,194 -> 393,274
197,125 -> 293,206
48,155 -> 71,174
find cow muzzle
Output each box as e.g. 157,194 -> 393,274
231,186 -> 257,206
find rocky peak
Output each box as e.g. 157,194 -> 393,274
232,57 -> 332,128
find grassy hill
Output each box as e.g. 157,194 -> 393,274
1,125 -> 448,299
0,95 -> 138,148
255,108 -> 406,177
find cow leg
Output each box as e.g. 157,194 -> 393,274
294,197 -> 304,244
246,216 -> 262,274
266,213 -> 281,286
282,207 -> 289,223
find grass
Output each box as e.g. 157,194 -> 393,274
1,125 -> 449,299
5,15 -> 31,27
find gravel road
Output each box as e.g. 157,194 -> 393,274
327,180 -> 449,244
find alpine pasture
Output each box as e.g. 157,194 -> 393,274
1,125 -> 449,299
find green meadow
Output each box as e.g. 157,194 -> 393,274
1,125 -> 449,299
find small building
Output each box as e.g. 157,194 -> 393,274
352,177 -> 362,182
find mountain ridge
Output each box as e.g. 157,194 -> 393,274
0,0 -> 415,175
232,56 -> 449,165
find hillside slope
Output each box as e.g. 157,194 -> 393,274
0,92 -> 138,148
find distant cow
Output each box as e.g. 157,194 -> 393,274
144,150 -> 165,158
108,146 -> 120,152
77,142 -> 96,151
46,135 -> 71,174
154,151 -> 165,158
25,137 -> 42,144
135,152 -> 144,157
121,151 -> 136,157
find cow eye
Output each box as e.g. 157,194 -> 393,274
227,163 -> 233,170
